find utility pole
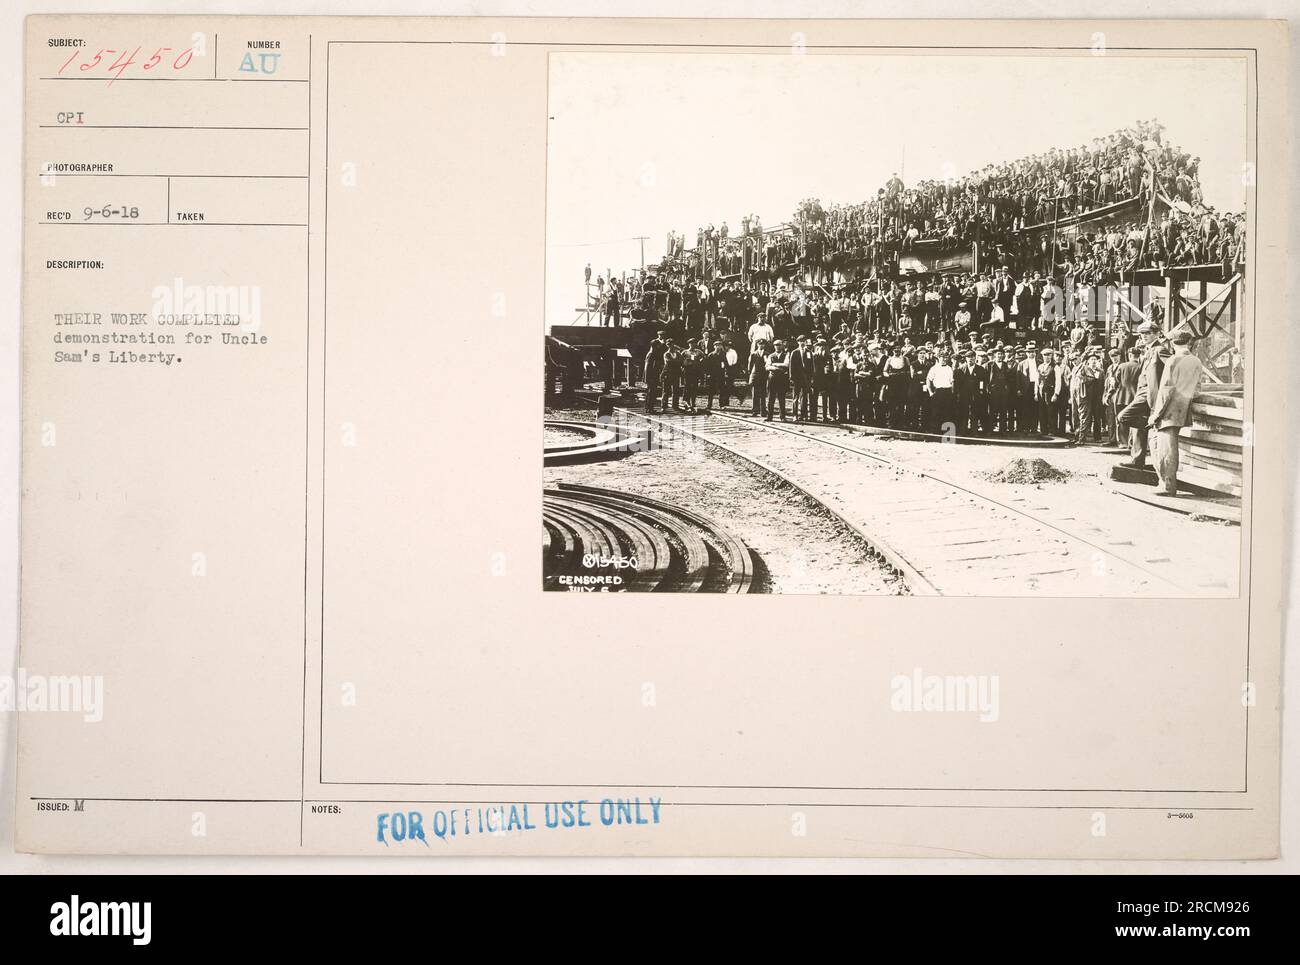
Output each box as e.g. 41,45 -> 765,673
1049,196 -> 1060,278
633,235 -> 648,271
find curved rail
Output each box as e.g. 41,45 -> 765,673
543,484 -> 756,593
543,420 -> 649,466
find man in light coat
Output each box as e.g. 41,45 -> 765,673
1148,331 -> 1204,495
1115,323 -> 1168,469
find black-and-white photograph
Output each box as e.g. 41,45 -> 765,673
543,52 -> 1248,597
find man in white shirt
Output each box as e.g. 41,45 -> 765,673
925,350 -> 956,434
924,285 -> 942,332
1018,341 -> 1040,431
697,281 -> 712,327
973,275 -> 994,326
953,302 -> 973,331
747,317 -> 774,348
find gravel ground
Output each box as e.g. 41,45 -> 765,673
543,406 -> 906,595
849,428 -> 1241,594
543,403 -> 1240,595
544,424 -> 588,446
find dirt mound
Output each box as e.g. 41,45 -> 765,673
980,457 -> 1072,485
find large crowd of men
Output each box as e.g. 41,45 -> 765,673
625,267 -> 1134,341
642,315 -> 1214,470
797,119 -> 1215,253
644,322 -> 1124,441
588,120 -> 1244,330
688,119 -> 1233,277
588,119 -> 1232,492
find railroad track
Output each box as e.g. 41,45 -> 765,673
621,407 -> 1198,597
544,420 -> 650,466
544,483 -> 755,593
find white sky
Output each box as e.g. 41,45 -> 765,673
545,52 -> 1248,326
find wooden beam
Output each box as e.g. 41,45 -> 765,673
1164,273 -> 1243,340
1230,284 -> 1242,353
1207,342 -> 1238,364
1207,291 -> 1232,331
1199,298 -> 1236,342
1158,276 -> 1246,388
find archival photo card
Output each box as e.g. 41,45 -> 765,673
15,16 -> 1286,859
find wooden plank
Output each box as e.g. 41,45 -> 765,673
1183,455 -> 1243,474
1179,427 -> 1243,448
1181,459 -> 1237,479
1179,450 -> 1242,471
1177,465 -> 1243,498
1190,403 -> 1245,422
1189,422 -> 1243,439
1181,447 -> 1243,470
1190,382 -> 1242,395
1190,392 -> 1242,408
1181,434 -> 1244,456
1182,472 -> 1241,492
1194,383 -> 1244,394
1190,403 -> 1244,418
1190,412 -> 1243,430
1191,394 -> 1244,409
1193,397 -> 1244,410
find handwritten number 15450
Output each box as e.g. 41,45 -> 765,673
59,46 -> 197,85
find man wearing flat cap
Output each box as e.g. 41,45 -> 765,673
881,344 -> 911,429
765,339 -> 792,422
1148,331 -> 1204,495
812,336 -> 834,422
644,329 -> 669,413
989,346 -> 1017,434
1115,322 -> 1169,469
1018,341 -> 1040,432
789,335 -> 815,422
